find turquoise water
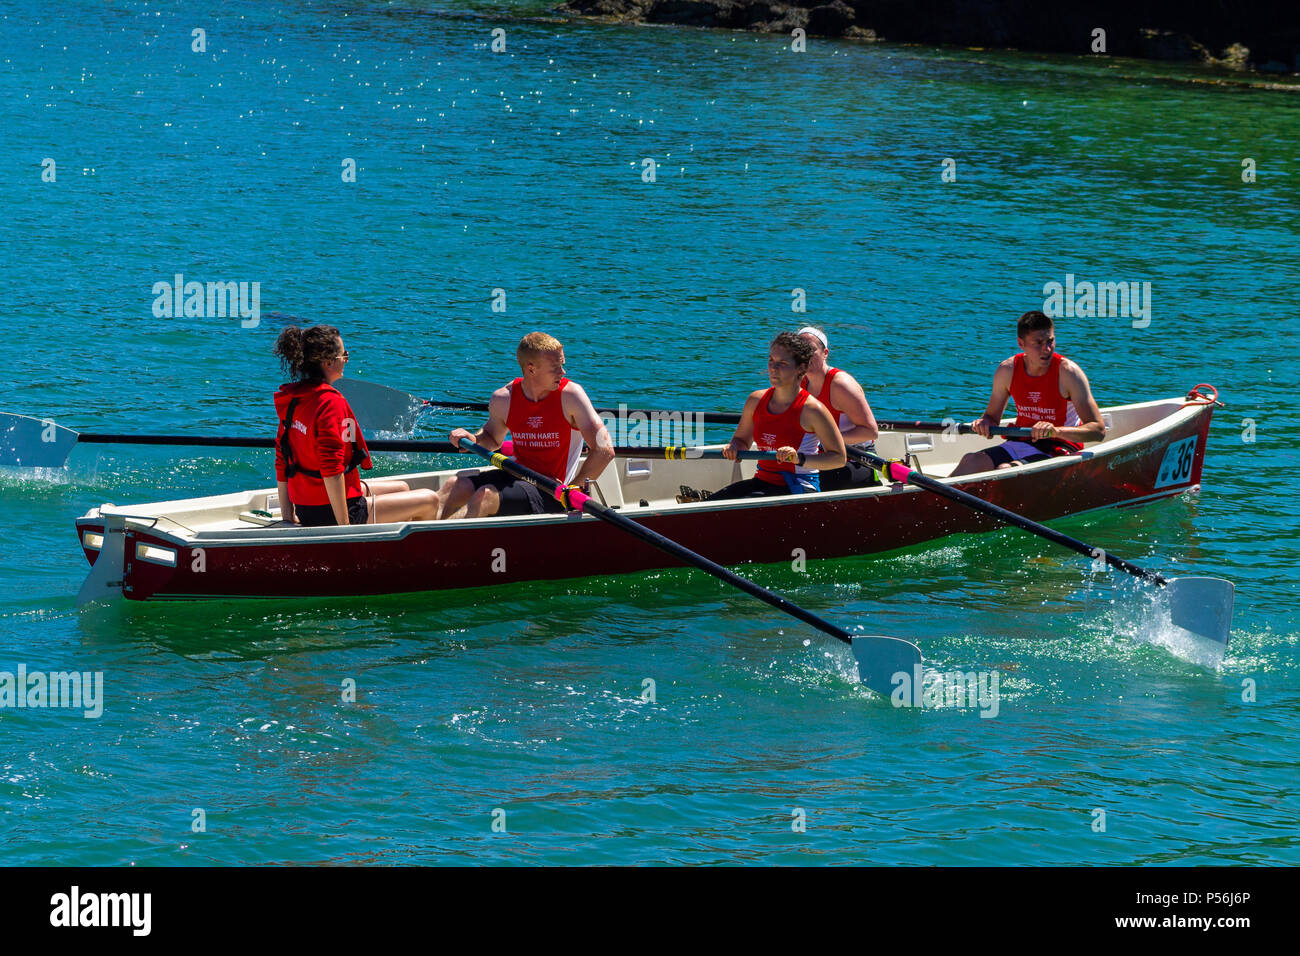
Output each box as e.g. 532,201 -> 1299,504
1,0 -> 1297,865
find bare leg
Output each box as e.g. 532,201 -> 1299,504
363,479 -> 411,497
463,486 -> 502,519
370,488 -> 440,523
951,451 -> 995,477
432,475 -> 480,520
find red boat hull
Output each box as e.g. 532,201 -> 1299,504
75,400 -> 1216,601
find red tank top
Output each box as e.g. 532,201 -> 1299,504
802,367 -> 848,451
752,388 -> 812,486
1010,353 -> 1083,451
803,367 -> 844,421
505,377 -> 581,483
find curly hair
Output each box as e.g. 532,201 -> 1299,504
771,331 -> 815,371
273,325 -> 342,381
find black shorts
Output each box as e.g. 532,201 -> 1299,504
467,471 -> 566,516
706,477 -> 793,501
296,496 -> 369,527
819,458 -> 881,492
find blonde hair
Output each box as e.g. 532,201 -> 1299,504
516,331 -> 564,368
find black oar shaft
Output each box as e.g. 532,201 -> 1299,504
612,446 -> 773,460
856,450 -> 1167,586
75,433 -> 462,453
73,434 -> 776,460
459,439 -> 852,645
419,399 -> 1033,437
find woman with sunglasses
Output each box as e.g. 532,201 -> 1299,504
273,326 -> 439,526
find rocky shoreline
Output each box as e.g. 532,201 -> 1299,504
557,1 -> 1300,75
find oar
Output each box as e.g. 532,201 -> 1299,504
0,413 -> 468,468
853,448 -> 1234,648
456,437 -> 923,699
0,414 -> 787,469
336,378 -> 1038,438
615,446 -> 777,461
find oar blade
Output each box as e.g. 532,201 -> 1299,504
335,378 -> 424,433
0,413 -> 79,468
1165,576 -> 1235,648
851,635 -> 923,701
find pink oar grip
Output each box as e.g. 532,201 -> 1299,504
885,461 -> 912,483
553,484 -> 591,510
500,440 -> 514,456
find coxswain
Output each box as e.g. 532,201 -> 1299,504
273,326 -> 440,525
951,310 -> 1105,476
797,326 -> 881,491
710,331 -> 846,500
439,332 -> 615,518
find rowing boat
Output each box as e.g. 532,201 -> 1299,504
74,392 -> 1218,602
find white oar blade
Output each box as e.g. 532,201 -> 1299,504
1165,576 -> 1235,648
0,412 -> 79,468
335,378 -> 423,433
851,635 -> 923,701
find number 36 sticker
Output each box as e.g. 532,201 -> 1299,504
1155,436 -> 1199,488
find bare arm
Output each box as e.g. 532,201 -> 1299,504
971,360 -> 1015,438
563,383 -> 615,485
276,480 -> 296,524
828,371 -> 879,444
721,392 -> 762,460
788,398 -> 847,470
1048,360 -> 1106,444
450,387 -> 511,451
322,472 -> 349,525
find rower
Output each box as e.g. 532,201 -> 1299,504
439,332 -> 615,518
274,326 -> 440,526
798,326 -> 881,491
711,332 -> 846,500
950,310 -> 1106,477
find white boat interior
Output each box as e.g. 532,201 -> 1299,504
77,397 -> 1194,544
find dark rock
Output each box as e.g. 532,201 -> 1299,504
807,1 -> 855,37
565,0 -> 655,17
844,25 -> 878,40
556,1 -> 1300,74
1218,42 -> 1250,71
738,2 -> 805,32
1136,28 -> 1210,62
644,1 -> 735,28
